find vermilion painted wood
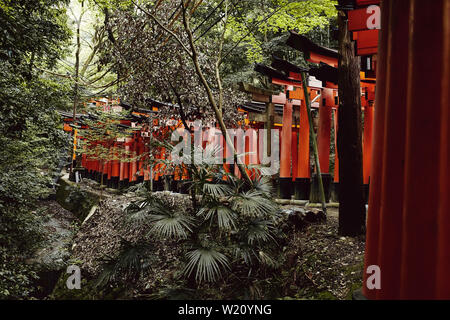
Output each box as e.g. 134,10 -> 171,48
137,137 -> 144,179
297,101 -> 310,178
325,81 -> 338,90
356,0 -> 380,6
363,0 -> 389,300
437,0 -> 450,299
105,142 -> 111,179
249,129 -> 259,179
333,108 -> 339,183
160,147 -> 167,179
181,165 -> 189,180
123,138 -> 131,181
354,29 -> 379,54
291,130 -> 298,181
318,89 -> 333,174
400,0 -> 445,299
244,128 -> 251,177
222,132 -> 231,179
119,142 -> 125,182
174,166 -> 181,181
111,143 -> 120,178
234,128 -> 244,179
154,147 -> 160,182
348,8 -> 374,32
357,47 -> 378,56
130,135 -> 138,182
280,102 -> 293,178
287,87 -> 305,100
362,103 -> 373,185
271,77 -> 301,87
375,0 -> 410,299
288,72 -> 302,81
143,137 -> 150,181
308,52 -> 338,67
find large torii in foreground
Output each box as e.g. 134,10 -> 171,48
345,0 -> 450,300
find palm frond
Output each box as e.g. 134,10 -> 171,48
233,245 -> 255,266
231,190 -> 278,217
202,182 -> 233,198
126,196 -> 195,239
182,248 -> 230,283
126,197 -> 171,225
149,213 -> 194,240
246,219 -> 275,245
96,241 -> 154,287
251,176 -> 275,197
197,205 -> 237,230
257,250 -> 279,269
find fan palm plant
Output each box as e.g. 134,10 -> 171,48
99,137 -> 282,287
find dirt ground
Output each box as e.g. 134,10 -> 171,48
286,207 -> 366,299
46,180 -> 366,300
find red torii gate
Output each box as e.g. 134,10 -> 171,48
286,31 -> 375,201
345,0 -> 450,299
254,63 -> 309,199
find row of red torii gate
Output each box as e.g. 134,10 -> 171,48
63,32 -> 376,203
63,0 -> 450,300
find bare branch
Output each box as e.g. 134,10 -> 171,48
132,0 -> 193,57
215,0 -> 229,114
180,0 -> 253,185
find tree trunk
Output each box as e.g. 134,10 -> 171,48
70,1 -> 83,175
337,9 -> 365,236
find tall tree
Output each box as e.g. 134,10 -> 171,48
96,0 -> 337,185
336,3 -> 365,236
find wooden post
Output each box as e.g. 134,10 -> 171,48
362,101 -> 374,185
363,0 -> 389,300
280,101 -> 293,199
297,100 -> 310,179
333,108 -> 339,183
280,102 -> 293,178
318,89 -> 333,174
371,0 -> 409,299
265,102 -> 275,157
291,130 -> 298,181
437,0 -> 450,300
363,0 -> 450,300
399,0 -> 444,299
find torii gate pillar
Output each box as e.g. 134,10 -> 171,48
363,0 -> 450,299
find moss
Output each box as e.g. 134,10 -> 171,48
343,260 -> 364,300
316,290 -> 338,300
55,177 -> 100,221
345,282 -> 363,300
49,270 -> 127,300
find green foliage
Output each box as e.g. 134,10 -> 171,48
0,0 -> 71,299
77,109 -> 136,189
0,247 -> 39,299
0,0 -> 71,69
0,73 -> 70,298
96,240 -> 156,288
78,109 -> 134,162
225,0 -> 337,63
